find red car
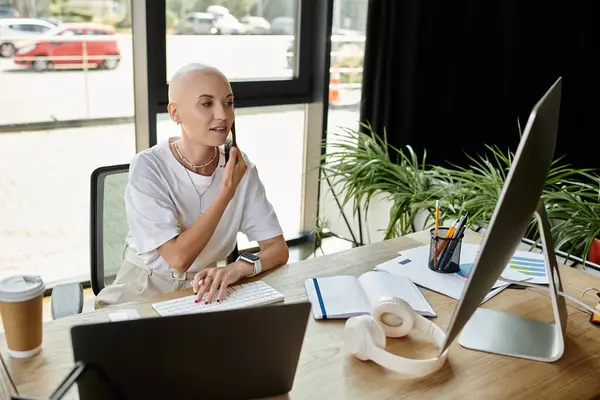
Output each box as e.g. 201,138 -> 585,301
13,22 -> 121,71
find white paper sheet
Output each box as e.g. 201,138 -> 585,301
373,245 -> 518,302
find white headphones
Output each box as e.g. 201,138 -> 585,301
344,296 -> 448,378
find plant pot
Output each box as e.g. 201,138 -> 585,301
588,238 -> 600,265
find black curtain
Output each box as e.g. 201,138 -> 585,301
360,0 -> 599,170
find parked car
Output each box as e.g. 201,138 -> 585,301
174,10 -> 245,35
206,5 -> 230,18
240,16 -> 271,35
0,4 -> 19,19
0,18 -> 55,57
213,13 -> 245,35
13,22 -> 121,71
174,12 -> 218,35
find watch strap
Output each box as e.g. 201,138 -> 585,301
237,254 -> 262,277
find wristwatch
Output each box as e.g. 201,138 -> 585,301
238,252 -> 262,277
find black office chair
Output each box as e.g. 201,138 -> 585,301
51,164 -> 239,319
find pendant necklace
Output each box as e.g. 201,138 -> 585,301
173,140 -> 217,217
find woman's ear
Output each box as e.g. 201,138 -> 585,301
167,103 -> 179,124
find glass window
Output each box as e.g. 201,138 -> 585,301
156,104 -> 306,250
31,24 -> 52,33
327,0 -> 367,136
166,0 -> 298,82
3,19 -> 131,124
8,24 -> 48,32
0,2 -> 136,285
60,28 -> 84,35
324,0 -> 366,153
321,0 -> 368,244
87,30 -> 108,36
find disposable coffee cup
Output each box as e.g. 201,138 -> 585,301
0,275 -> 45,358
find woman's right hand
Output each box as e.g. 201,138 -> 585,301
220,146 -> 248,200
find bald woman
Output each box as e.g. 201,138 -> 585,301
95,63 -> 289,308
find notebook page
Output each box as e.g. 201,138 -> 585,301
358,271 -> 437,317
304,275 -> 370,319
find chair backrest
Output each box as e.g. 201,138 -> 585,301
90,164 -> 240,295
90,164 -> 130,295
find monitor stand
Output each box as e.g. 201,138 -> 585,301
457,201 -> 568,362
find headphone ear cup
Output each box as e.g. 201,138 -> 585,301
344,315 -> 386,360
372,296 -> 416,338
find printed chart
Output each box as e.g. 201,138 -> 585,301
508,255 -> 546,277
457,249 -> 548,285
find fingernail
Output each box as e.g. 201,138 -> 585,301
193,292 -> 197,295
217,299 -> 220,302
204,301 -> 208,305
194,299 -> 199,304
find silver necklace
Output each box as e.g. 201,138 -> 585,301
183,167 -> 215,217
174,140 -> 218,171
172,140 -> 217,217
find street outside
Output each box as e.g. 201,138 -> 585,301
0,35 -> 363,285
0,35 -> 361,124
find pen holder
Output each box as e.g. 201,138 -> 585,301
428,227 -> 464,273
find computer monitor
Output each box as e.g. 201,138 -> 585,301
440,77 -> 568,362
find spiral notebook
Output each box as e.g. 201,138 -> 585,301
304,270 -> 436,320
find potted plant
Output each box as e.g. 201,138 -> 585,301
432,143 -> 598,237
319,121 -> 600,264
543,182 -> 600,264
319,122 -> 443,239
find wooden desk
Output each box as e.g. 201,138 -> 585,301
2,230 -> 600,399
0,354 -> 16,398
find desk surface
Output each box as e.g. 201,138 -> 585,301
2,230 -> 600,399
0,355 -> 15,398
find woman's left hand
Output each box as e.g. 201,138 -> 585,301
191,262 -> 249,304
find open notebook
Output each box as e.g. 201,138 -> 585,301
304,270 -> 436,320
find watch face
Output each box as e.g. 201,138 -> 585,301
241,253 -> 260,261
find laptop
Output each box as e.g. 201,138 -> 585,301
70,301 -> 311,400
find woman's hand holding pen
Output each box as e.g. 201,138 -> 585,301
191,261 -> 252,304
220,146 -> 247,201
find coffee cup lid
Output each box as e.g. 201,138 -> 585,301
0,275 -> 45,302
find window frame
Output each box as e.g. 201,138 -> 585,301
133,0 -> 331,144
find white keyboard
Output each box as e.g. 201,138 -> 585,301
152,280 -> 285,317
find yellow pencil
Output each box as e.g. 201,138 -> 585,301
435,200 -> 440,237
435,222 -> 456,260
